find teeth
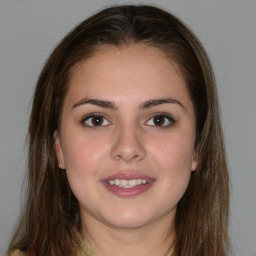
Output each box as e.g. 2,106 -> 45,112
120,179 -> 128,186
109,180 -> 115,185
107,179 -> 149,188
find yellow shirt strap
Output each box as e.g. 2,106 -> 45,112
10,234 -> 173,256
9,249 -> 27,256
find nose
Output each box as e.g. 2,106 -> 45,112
110,124 -> 146,163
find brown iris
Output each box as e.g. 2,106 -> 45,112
91,116 -> 104,126
153,115 -> 166,126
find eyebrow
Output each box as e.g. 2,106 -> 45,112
139,98 -> 185,110
72,98 -> 117,110
72,98 -> 184,110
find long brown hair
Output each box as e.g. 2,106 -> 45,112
8,5 -> 230,256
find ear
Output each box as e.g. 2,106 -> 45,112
54,130 -> 65,169
191,150 -> 198,172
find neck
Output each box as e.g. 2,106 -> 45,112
81,214 -> 175,256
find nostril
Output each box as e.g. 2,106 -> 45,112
112,152 -> 143,163
110,129 -> 146,162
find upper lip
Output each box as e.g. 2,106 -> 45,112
102,172 -> 155,181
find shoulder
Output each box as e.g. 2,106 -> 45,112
9,249 -> 27,256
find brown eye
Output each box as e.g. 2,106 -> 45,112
92,116 -> 103,126
83,114 -> 110,127
153,116 -> 166,126
146,114 -> 175,127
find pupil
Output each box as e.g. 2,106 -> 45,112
154,116 -> 164,126
92,116 -> 103,126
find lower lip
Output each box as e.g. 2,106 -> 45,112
102,182 -> 154,198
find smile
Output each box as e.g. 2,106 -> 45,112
102,173 -> 155,198
106,178 -> 149,188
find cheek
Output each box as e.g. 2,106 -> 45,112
61,136 -> 108,179
61,136 -> 110,205
153,134 -> 195,172
151,133 -> 195,198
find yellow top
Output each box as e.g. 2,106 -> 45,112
10,233 -> 173,256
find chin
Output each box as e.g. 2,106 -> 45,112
102,208 -> 156,229
109,218 -> 150,229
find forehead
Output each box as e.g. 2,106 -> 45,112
71,45 -> 184,85
71,44 -> 184,76
64,44 -> 192,110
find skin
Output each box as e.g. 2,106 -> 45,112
55,44 -> 197,256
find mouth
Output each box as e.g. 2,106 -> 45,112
106,178 -> 150,188
102,173 -> 155,198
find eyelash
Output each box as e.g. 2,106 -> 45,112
81,113 -> 111,128
145,112 -> 176,128
81,112 -> 175,128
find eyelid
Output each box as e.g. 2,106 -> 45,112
80,112 -> 175,128
81,112 -> 111,128
144,112 -> 176,127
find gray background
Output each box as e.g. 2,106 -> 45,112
0,0 -> 255,255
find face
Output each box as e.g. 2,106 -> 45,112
55,44 -> 197,231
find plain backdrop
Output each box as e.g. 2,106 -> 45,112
0,1 -> 255,255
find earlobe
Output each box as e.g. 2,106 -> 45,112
54,130 -> 65,169
191,151 -> 198,172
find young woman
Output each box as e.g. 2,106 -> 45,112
8,4 -> 230,256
